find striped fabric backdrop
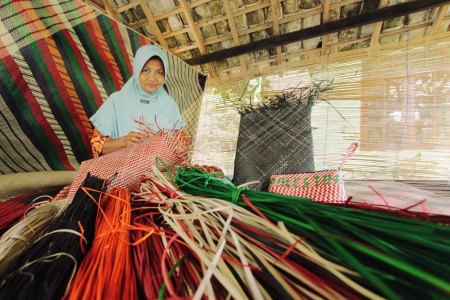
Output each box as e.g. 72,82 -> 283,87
0,0 -> 206,175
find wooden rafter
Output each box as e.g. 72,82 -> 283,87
185,0 -> 450,66
114,1 -> 139,13
430,4 -> 450,34
83,0 -> 450,79
330,0 -> 362,9
370,0 -> 389,48
177,0 -> 215,77
270,0 -> 282,66
136,0 -> 168,48
278,7 -> 322,25
153,8 -> 184,22
96,0 -> 117,20
223,0 -> 247,75
321,0 -> 330,56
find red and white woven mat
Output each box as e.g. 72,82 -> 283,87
67,135 -> 182,199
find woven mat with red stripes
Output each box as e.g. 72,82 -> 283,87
67,135 -> 182,199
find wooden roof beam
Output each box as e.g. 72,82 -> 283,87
271,0 -> 282,66
430,4 -> 450,34
178,0 -> 216,77
96,0 -> 118,19
136,0 -> 168,49
185,0 -> 450,65
321,0 -> 330,56
370,0 -> 389,48
223,0 -> 246,76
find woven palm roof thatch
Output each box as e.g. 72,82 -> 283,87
82,0 -> 450,80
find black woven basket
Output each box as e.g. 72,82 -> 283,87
233,100 -> 315,191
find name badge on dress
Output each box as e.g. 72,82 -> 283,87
141,99 -> 149,104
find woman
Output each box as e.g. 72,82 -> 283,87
89,44 -> 185,157
54,45 -> 185,200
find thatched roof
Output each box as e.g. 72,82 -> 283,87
82,0 -> 450,79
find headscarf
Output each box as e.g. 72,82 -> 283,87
89,44 -> 185,139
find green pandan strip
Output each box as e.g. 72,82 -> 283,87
173,165 -> 450,299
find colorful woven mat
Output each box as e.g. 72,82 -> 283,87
67,134 -> 185,199
0,0 -> 205,175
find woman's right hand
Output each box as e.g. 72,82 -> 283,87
123,131 -> 147,148
100,131 -> 147,155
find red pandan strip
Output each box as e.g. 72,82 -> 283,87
140,175 -> 180,199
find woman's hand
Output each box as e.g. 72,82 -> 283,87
123,131 -> 147,148
100,131 -> 147,155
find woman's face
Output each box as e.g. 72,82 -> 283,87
139,57 -> 165,93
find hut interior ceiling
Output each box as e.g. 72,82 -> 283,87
81,0 -> 450,79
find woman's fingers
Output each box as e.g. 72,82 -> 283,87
125,131 -> 147,147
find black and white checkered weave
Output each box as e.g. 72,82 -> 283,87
233,101 -> 315,191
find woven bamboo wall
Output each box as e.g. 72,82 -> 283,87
193,31 -> 450,181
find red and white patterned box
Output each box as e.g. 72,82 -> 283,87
268,143 -> 358,203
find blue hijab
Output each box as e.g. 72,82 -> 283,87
90,45 -> 185,139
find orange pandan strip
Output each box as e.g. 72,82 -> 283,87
63,188 -> 138,300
